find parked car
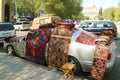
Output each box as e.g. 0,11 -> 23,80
0,22 -> 16,43
31,14 -> 61,30
3,23 -> 116,75
14,21 -> 31,31
77,20 -> 117,37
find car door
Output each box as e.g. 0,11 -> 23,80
15,36 -> 26,58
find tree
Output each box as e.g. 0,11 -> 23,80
6,0 -> 46,17
45,0 -> 82,19
97,7 -> 103,20
6,0 -> 82,19
103,7 -> 115,20
17,0 -> 46,17
114,8 -> 120,21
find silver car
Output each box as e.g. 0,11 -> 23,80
4,29 -> 116,75
0,23 -> 16,43
14,21 -> 31,31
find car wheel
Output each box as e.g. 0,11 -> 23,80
68,56 -> 82,75
7,46 -> 15,55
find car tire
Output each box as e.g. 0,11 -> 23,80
6,46 -> 15,55
68,56 -> 82,75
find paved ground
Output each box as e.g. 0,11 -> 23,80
0,51 -> 92,80
0,52 -> 64,80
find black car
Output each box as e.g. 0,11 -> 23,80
78,20 -> 117,37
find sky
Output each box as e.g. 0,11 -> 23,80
82,0 -> 120,10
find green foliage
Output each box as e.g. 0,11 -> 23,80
114,7 -> 120,21
16,0 -> 45,17
45,0 -> 82,19
72,12 -> 87,20
103,1 -> 120,21
6,0 -> 82,19
103,7 -> 115,20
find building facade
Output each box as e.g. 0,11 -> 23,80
0,0 -> 13,22
82,5 -> 102,20
0,0 -> 4,22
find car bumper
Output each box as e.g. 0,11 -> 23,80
81,52 -> 116,72
106,52 -> 116,72
113,32 -> 117,37
22,27 -> 30,30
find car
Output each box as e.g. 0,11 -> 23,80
4,22 -> 116,75
14,21 -> 31,31
31,14 -> 61,30
0,22 -> 16,43
77,20 -> 118,37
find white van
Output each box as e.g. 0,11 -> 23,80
0,23 -> 16,43
14,21 -> 31,31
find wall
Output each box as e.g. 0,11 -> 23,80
0,0 -> 4,22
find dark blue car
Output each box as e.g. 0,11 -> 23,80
78,20 -> 117,37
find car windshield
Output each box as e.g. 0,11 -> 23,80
14,22 -> 30,25
0,24 -> 14,31
79,21 -> 112,28
23,22 -> 30,24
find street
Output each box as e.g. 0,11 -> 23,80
0,31 -> 120,80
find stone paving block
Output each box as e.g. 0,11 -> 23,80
0,53 -> 90,80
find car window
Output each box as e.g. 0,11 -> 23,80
40,19 -> 45,26
14,22 -> 22,25
80,21 -> 92,27
23,22 -> 30,24
93,21 -> 112,28
80,21 -> 113,28
0,24 -> 14,31
92,21 -> 103,28
103,22 -> 111,28
94,23 -> 103,28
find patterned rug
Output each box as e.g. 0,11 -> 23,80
47,22 -> 75,69
26,28 -> 51,66
90,41 -> 109,80
76,32 -> 98,45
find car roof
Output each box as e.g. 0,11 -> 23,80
82,20 -> 113,23
0,22 -> 13,24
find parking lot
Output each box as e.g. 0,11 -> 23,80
0,30 -> 120,80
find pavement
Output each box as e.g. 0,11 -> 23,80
0,52 -> 92,80
0,52 -> 63,80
